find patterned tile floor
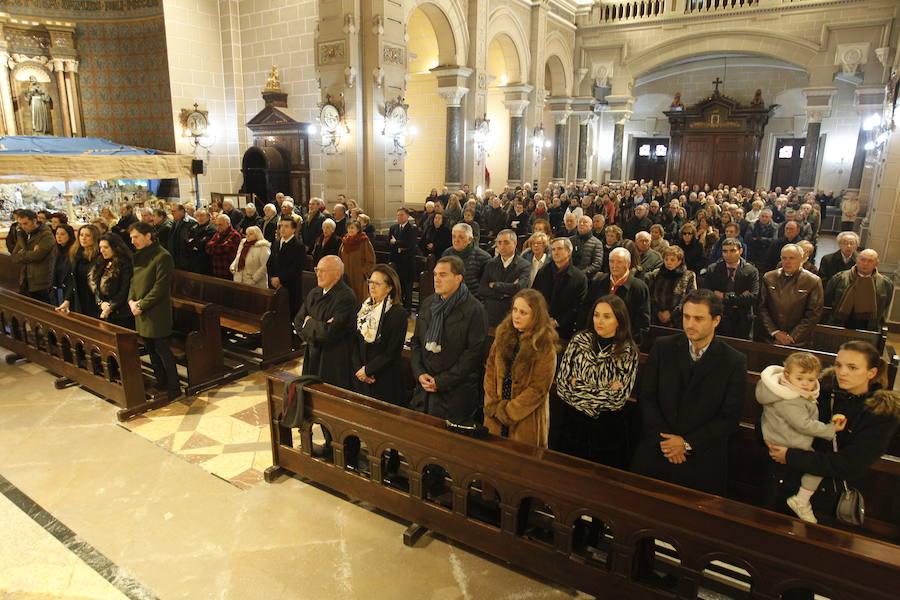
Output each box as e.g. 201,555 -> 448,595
122,366 -> 300,490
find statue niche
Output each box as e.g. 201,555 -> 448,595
12,66 -> 59,137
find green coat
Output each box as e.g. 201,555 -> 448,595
824,268 -> 894,330
10,223 -> 55,292
128,241 -> 173,338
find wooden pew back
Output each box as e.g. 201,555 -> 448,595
264,374 -> 900,600
0,251 -> 21,291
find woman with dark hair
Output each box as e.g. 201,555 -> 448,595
339,220 -> 376,303
419,212 -> 452,260
56,224 -> 101,317
766,340 -> 900,526
645,245 -> 697,328
51,224 -> 76,306
353,264 -> 409,404
89,233 -> 135,329
555,294 -> 639,468
483,289 -> 560,447
675,222 -> 705,274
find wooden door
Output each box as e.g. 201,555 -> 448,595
632,138 -> 669,183
770,138 -> 804,189
674,134 -> 758,187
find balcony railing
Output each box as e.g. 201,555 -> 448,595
590,0 -> 834,26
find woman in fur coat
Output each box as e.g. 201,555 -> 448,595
483,289 -> 559,447
89,233 -> 135,329
230,226 -> 271,288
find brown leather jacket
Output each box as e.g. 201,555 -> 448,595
756,268 -> 824,346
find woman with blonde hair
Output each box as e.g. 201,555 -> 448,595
339,220 -> 376,303
483,289 -> 560,447
229,225 -> 271,288
56,224 -> 102,317
521,231 -> 550,285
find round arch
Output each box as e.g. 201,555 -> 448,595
544,30 -> 574,96
486,7 -> 531,83
627,31 -> 818,80
404,0 -> 468,67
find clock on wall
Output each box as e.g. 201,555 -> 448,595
320,101 -> 341,133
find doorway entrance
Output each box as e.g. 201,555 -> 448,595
770,138 -> 805,189
632,138 -> 669,183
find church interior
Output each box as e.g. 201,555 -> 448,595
2,0 -> 900,598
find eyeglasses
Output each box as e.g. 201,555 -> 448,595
366,279 -> 389,286
682,232 -> 694,236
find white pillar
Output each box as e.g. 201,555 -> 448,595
0,52 -> 17,135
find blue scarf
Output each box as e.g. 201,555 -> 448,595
425,283 -> 470,353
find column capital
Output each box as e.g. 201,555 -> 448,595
503,100 -> 529,117
854,85 -> 886,116
501,84 -> 532,117
570,96 -> 595,114
437,86 -> 469,107
574,112 -> 594,126
430,65 -> 473,88
802,86 -> 837,123
546,96 -> 572,117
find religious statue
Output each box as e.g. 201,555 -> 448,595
751,88 -> 764,106
265,65 -> 281,91
671,92 -> 684,110
24,76 -> 52,135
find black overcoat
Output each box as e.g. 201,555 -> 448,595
353,303 -> 409,405
294,280 -> 357,389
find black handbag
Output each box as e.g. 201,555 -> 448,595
831,393 -> 865,526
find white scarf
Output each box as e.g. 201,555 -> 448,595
357,296 -> 391,343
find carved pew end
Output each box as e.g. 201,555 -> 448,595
403,523 -> 429,547
54,376 -> 75,390
264,465 -> 286,483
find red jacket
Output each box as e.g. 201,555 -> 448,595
205,227 -> 242,278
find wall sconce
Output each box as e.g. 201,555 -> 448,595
179,103 -> 214,156
317,94 -> 350,155
532,123 -> 546,161
863,112 -> 890,153
473,115 -> 490,164
383,97 -> 412,164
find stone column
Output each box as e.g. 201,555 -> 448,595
605,94 -> 634,183
847,124 -> 867,190
570,99 -> 595,183
547,98 -> 571,182
849,85 -> 888,191
0,51 -> 16,135
63,60 -> 81,135
798,87 -> 836,190
437,84 -> 469,188
502,84 -> 531,187
576,120 -> 589,181
51,60 -> 71,137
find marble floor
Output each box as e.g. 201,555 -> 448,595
0,348 -> 573,600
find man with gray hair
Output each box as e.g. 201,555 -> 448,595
205,214 -> 242,278
825,248 -> 893,331
261,203 -> 279,244
570,215 -> 605,279
635,231 -> 663,272
583,246 -> 651,343
478,229 -> 530,326
302,197 -> 326,251
817,231 -> 859,289
756,243 -> 823,346
294,255 -> 357,387
442,221 -> 490,301
221,198 -> 244,231
532,237 -> 587,340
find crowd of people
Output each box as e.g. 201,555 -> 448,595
4,178 -> 898,529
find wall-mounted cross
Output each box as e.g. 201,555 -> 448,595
713,77 -> 723,92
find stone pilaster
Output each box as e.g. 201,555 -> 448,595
849,85 -> 887,191
605,95 -> 634,183
51,60 -> 71,137
547,97 -> 572,182
502,84 -> 532,187
433,67 -> 472,188
797,87 -> 836,190
0,51 -> 15,135
522,0 -> 549,186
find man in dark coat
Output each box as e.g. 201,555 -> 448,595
748,209 -> 776,272
293,255 -> 357,388
817,231 -> 858,290
569,216 -> 604,279
409,255 -> 488,425
442,223 -> 491,301
702,237 -> 759,339
478,229 -> 530,326
766,220 -> 803,272
532,238 -> 587,340
268,218 -> 306,319
151,209 -> 174,252
112,204 -> 138,250
622,203 -> 653,241
631,289 -> 747,495
9,209 -> 55,304
302,198 -> 326,251
389,207 -> 418,309
184,209 -> 216,275
582,247 -> 651,344
168,203 -> 196,270
222,198 -> 244,232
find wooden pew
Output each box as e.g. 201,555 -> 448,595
169,297 -> 248,395
263,374 -> 900,600
0,288 -> 168,421
0,251 -> 21,291
171,269 -> 299,367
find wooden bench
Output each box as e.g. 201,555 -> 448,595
0,288 -> 170,421
171,269 -> 298,367
263,375 -> 900,600
0,251 -> 21,291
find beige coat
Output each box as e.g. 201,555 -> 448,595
483,339 -> 557,447
339,238 -> 375,303
229,239 -> 271,288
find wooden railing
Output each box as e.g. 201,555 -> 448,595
264,375 -> 900,600
0,288 -> 169,421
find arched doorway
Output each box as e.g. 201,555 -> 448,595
239,145 -> 288,212
484,35 -> 521,191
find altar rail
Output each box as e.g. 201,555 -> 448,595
263,375 -> 900,600
0,288 -> 168,420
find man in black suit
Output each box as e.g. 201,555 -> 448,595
532,238 -> 587,340
112,203 -> 138,249
294,255 -> 357,388
168,203 -> 196,270
268,218 -> 306,319
389,207 -> 418,310
702,237 -> 759,339
222,198 -> 244,232
151,208 -> 173,252
478,229 -> 530,326
302,198 -> 326,252
631,289 -> 747,496
184,208 -> 216,275
817,231 -> 858,290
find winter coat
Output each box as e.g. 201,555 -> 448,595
89,258 -> 134,327
483,334 -> 558,447
10,222 -> 55,292
478,254 -> 530,326
442,243 -> 491,300
757,365 -> 832,451
824,267 -> 894,330
294,280 -> 357,388
229,239 -> 271,288
756,268 -> 824,346
569,232 -> 604,279
645,265 -> 696,328
555,331 -> 637,415
353,302 -> 409,405
339,237 -> 376,304
128,241 -> 174,338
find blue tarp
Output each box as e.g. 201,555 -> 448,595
0,136 -> 164,156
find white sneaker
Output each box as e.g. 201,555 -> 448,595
787,495 -> 817,523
